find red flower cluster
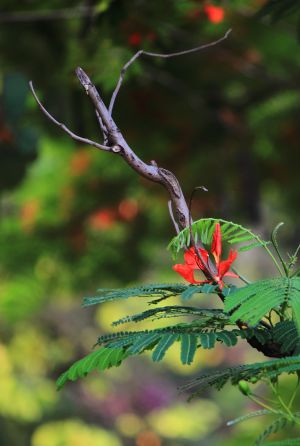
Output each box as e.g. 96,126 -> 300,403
173,223 -> 238,289
128,31 -> 157,47
204,5 -> 225,24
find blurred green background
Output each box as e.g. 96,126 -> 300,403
1,1 -> 300,445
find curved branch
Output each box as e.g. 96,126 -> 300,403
109,29 -> 232,116
30,36 -> 290,359
29,81 -> 111,152
75,67 -> 191,230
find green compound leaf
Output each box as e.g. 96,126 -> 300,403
168,218 -> 269,258
270,321 -> 300,354
200,332 -> 216,349
152,333 -> 178,362
83,282 -> 233,308
216,330 -> 239,347
127,333 -> 161,354
261,439 -> 300,446
112,306 -> 228,326
225,277 -> 300,334
180,333 -> 198,365
56,347 -> 128,389
182,354 -> 300,398
255,417 -> 292,446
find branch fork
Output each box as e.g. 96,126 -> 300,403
29,30 -> 286,357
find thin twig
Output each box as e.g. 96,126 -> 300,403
29,81 -> 111,152
95,110 -> 108,144
108,29 -> 232,116
168,200 -> 180,234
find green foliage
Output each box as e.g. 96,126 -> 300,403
3,1 -> 300,445
225,277 -> 300,335
83,282 -> 236,307
182,355 -> 300,397
57,310 -> 272,388
83,283 -> 188,306
180,333 -> 198,365
255,418 -> 293,446
56,348 -> 128,390
112,306 -> 229,326
261,439 -> 300,445
168,218 -> 270,258
270,321 -> 300,354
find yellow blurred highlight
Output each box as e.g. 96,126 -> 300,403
115,412 -> 145,437
0,343 -> 57,421
9,327 -> 74,375
136,430 -> 161,446
147,400 -> 221,440
31,419 -> 121,446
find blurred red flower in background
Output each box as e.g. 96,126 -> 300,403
128,32 -> 142,46
204,4 -> 225,24
88,209 -> 116,230
70,149 -> 91,176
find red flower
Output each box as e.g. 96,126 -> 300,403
204,5 -> 225,24
128,32 -> 142,47
173,223 -> 238,289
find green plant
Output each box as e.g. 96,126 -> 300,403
31,34 -> 300,445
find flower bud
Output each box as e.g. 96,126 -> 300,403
238,380 -> 251,396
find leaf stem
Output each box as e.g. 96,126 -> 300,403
248,394 -> 281,414
269,380 -> 295,420
288,377 -> 300,409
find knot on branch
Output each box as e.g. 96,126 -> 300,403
158,168 -> 182,199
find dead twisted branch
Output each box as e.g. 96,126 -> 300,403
30,30 -> 287,358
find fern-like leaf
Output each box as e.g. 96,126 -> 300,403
180,333 -> 198,365
168,218 -> 269,257
83,283 -> 187,306
270,321 -> 299,354
112,306 -> 228,326
255,417 -> 291,446
127,333 -> 161,354
183,354 -> 300,398
262,439 -> 300,446
152,333 -> 178,361
56,347 -> 128,389
200,332 -> 216,349
216,330 -> 239,347
225,277 -> 300,334
83,282 -> 233,308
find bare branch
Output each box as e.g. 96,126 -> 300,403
108,29 -> 232,116
95,110 -> 108,144
29,81 -> 111,152
75,67 -> 191,230
168,200 -> 180,235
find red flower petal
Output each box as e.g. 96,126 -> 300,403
172,264 -> 200,284
218,249 -> 237,278
184,247 -> 199,267
211,223 -> 222,265
223,271 -> 239,278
